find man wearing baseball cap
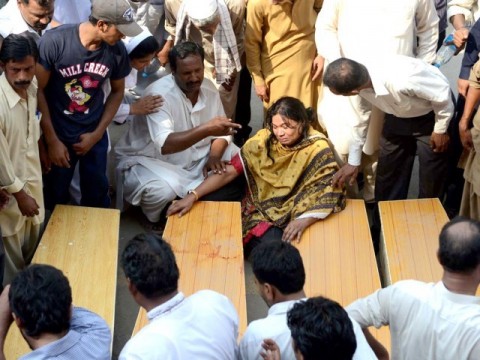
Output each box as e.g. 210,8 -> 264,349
36,0 -> 141,211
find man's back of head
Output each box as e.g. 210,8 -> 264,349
438,216 -> 480,274
323,57 -> 370,95
121,233 -> 179,301
251,241 -> 305,300
287,296 -> 357,360
10,264 -> 72,338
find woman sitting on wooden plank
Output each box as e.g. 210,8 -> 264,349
167,96 -> 345,255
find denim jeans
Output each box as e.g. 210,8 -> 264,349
44,132 -> 110,210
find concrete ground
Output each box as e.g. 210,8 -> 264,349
109,40 -> 462,357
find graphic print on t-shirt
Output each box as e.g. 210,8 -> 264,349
63,75 -> 100,115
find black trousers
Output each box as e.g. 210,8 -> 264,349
375,111 -> 450,201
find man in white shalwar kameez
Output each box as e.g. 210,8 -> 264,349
115,42 -> 241,223
315,0 -> 439,200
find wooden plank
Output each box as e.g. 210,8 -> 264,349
4,205 -> 119,359
297,199 -> 390,348
378,199 -> 449,285
132,201 -> 247,337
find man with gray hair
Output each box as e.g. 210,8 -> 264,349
161,0 -> 244,119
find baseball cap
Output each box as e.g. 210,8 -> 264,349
91,0 -> 142,37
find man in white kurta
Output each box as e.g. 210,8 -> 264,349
115,42 -> 239,223
0,35 -> 44,285
347,217 -> 480,360
315,0 -> 439,201
0,0 -> 54,44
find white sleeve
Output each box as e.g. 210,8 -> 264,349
447,0 -> 477,23
415,0 -> 440,63
348,96 -> 372,166
315,0 -> 342,62
406,66 -> 454,133
346,287 -> 392,329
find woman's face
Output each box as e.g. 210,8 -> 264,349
271,114 -> 302,147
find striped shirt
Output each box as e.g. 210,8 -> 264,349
20,307 -> 111,360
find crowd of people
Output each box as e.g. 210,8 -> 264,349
0,0 -> 480,358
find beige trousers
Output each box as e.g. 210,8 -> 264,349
2,220 -> 41,285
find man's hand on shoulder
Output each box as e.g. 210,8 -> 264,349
130,95 -> 164,115
332,164 -> 359,188
261,339 -> 281,360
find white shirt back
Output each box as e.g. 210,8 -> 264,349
347,280 -> 480,360
239,299 -> 377,360
120,290 -> 239,360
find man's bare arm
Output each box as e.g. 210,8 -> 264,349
161,117 -> 240,154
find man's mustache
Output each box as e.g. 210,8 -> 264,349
14,81 -> 31,86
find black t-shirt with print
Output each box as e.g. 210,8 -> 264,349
38,24 -> 131,143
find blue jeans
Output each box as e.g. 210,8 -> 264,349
44,132 -> 110,210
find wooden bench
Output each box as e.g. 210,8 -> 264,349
132,201 -> 247,338
4,205 -> 120,359
297,199 -> 390,348
378,198 -> 449,286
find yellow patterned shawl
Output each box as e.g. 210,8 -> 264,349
240,127 -> 346,241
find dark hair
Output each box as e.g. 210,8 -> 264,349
251,241 -> 305,294
9,264 -> 72,337
89,15 -> 105,26
323,58 -> 370,94
121,233 -> 179,299
168,41 -> 205,72
0,33 -> 38,64
264,96 -> 316,160
438,216 -> 480,273
20,0 -> 54,6
129,36 -> 160,60
287,296 -> 357,360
